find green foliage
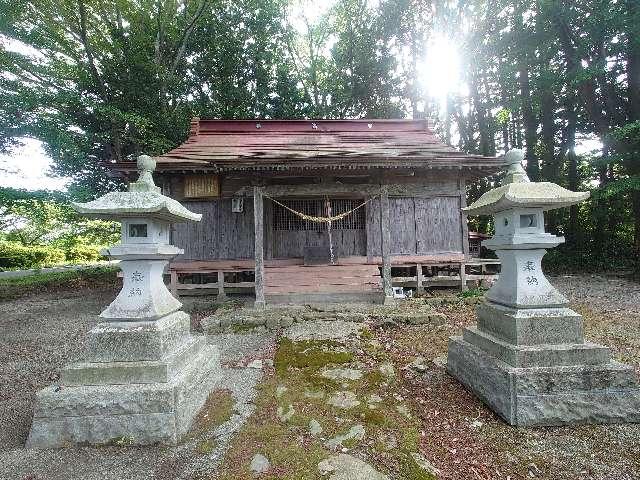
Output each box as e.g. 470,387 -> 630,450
0,187 -> 119,268
496,108 -> 511,126
592,176 -> 640,200
0,241 -> 65,269
543,242 -> 638,274
0,0 -> 433,197
613,121 -> 640,153
1,0 -> 639,274
0,265 -> 118,300
64,244 -> 104,262
458,287 -> 487,299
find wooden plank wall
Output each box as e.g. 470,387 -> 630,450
414,197 -> 463,253
366,196 -> 463,256
170,176 -> 465,261
171,200 -> 255,260
265,201 -> 366,259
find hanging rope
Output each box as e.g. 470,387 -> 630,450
325,196 -> 334,264
264,194 -> 376,224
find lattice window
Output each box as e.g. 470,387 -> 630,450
272,198 -> 366,231
330,199 -> 366,230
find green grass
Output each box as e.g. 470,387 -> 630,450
457,286 -> 487,298
0,266 -> 118,300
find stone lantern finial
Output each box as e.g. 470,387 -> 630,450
130,154 -> 160,193
502,148 -> 529,184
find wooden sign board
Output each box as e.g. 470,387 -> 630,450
184,174 -> 220,198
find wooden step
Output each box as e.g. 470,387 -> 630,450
266,284 -> 381,294
264,264 -> 382,295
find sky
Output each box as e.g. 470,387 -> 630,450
0,138 -> 71,191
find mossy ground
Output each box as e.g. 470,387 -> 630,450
213,291 -> 640,479
215,325 -> 432,479
189,390 -> 236,440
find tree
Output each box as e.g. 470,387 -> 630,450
0,0 -> 296,196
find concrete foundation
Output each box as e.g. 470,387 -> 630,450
447,301 -> 640,426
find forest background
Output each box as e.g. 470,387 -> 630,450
0,0 -> 638,272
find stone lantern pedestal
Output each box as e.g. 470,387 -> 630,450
26,156 -> 222,448
447,150 -> 640,426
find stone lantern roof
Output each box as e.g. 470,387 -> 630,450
463,149 -> 590,216
72,155 -> 202,223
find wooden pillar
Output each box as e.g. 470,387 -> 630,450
380,185 -> 394,304
459,177 -> 470,257
216,270 -> 226,301
253,186 -> 266,308
416,263 -> 424,294
170,270 -> 178,298
460,262 -> 468,292
365,195 -> 373,264
458,176 -> 469,292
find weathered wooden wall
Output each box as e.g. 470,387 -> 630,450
171,200 -> 255,260
366,196 -> 463,256
264,201 -> 366,259
169,174 -> 465,261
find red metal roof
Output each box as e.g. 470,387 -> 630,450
108,118 -> 505,175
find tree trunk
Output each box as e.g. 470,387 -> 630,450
628,0 -> 640,121
540,85 -> 557,231
514,7 -> 540,181
470,71 -> 492,156
565,94 -> 580,249
500,90 -> 510,152
444,93 -> 451,145
593,145 -> 610,251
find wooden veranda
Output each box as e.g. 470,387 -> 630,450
168,255 -> 501,301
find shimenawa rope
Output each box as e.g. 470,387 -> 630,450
264,194 -> 377,265
264,195 -> 376,224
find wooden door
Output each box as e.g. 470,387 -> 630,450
268,198 -> 366,259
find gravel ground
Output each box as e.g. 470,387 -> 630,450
551,274 -> 640,315
0,273 -> 639,480
0,288 -> 115,450
0,288 -> 272,480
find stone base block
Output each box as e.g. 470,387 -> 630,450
61,336 -> 205,385
447,336 -> 640,426
476,302 -> 584,345
85,311 -> 191,362
462,327 -> 610,368
26,344 -> 221,448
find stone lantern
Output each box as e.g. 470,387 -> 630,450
447,149 -> 640,426
27,155 -> 222,448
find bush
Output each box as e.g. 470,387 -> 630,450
0,266 -> 119,300
0,242 -> 66,269
65,244 -> 104,262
